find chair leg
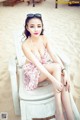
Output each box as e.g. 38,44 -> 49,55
27,1 -> 30,5
55,0 -> 58,8
33,0 -> 35,6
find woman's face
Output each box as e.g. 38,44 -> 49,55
27,18 -> 43,38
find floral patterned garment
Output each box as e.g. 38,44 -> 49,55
23,49 -> 52,90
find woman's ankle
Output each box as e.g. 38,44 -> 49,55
55,111 -> 65,120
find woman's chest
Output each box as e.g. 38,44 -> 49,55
28,39 -> 46,61
31,46 -> 45,61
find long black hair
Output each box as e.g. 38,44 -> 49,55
24,14 -> 44,39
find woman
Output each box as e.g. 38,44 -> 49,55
22,13 -> 74,120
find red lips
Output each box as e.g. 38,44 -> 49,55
34,33 -> 39,35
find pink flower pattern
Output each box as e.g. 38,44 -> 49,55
23,49 -> 52,90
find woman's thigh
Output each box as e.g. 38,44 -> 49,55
38,63 -> 61,82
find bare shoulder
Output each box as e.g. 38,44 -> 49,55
42,35 -> 48,41
22,38 -> 31,52
21,39 -> 33,59
42,35 -> 49,47
22,38 -> 30,48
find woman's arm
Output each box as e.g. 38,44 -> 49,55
44,36 -> 65,70
22,41 -> 63,92
44,37 -> 70,91
22,42 -> 56,82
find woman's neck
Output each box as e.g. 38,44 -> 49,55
30,36 -> 40,42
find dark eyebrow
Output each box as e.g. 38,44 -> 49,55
30,24 -> 34,25
37,24 -> 41,25
30,23 -> 41,25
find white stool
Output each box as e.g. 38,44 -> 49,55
9,58 -> 56,120
9,56 -> 80,120
19,66 -> 56,120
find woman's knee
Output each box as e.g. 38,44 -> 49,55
52,63 -> 61,71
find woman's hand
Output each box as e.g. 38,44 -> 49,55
53,80 -> 63,93
63,70 -> 70,92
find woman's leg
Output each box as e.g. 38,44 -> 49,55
61,81 -> 74,120
51,64 -> 65,120
38,63 -> 65,120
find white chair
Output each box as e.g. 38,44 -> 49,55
8,33 -> 80,120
